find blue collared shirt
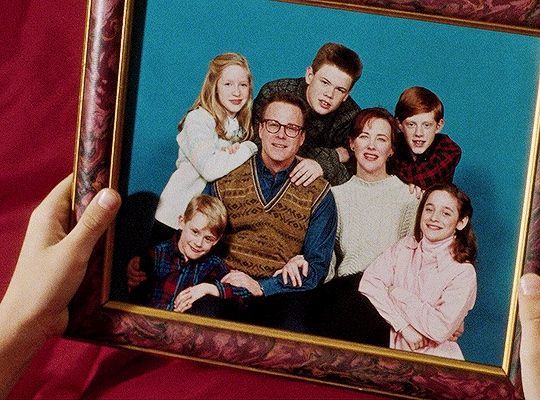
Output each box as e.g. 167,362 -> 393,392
204,153 -> 337,296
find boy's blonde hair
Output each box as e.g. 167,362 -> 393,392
183,194 -> 228,238
180,52 -> 253,141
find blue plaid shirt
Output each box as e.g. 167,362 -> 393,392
146,233 -> 251,311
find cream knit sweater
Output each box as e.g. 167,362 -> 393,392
327,175 -> 419,280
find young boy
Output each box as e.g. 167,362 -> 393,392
388,86 -> 462,190
252,42 -> 363,186
127,194 -> 250,312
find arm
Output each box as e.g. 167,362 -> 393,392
435,137 -> 461,183
203,257 -> 252,302
359,243 -> 411,333
298,100 -> 360,186
414,135 -> 461,187
127,256 -> 147,292
0,176 -> 120,399
389,266 -> 476,343
178,109 -> 257,182
519,273 -> 540,400
299,145 -> 350,186
257,191 -> 337,296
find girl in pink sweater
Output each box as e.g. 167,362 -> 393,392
359,183 -> 477,360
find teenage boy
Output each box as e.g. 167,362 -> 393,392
389,86 -> 462,190
127,194 -> 251,312
252,43 -> 362,186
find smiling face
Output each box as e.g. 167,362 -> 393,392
420,190 -> 468,243
350,117 -> 393,182
216,64 -> 250,117
258,101 -> 305,174
305,64 -> 353,115
177,211 -> 220,261
398,111 -> 444,157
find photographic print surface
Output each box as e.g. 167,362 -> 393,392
114,0 -> 539,367
70,0 -> 540,398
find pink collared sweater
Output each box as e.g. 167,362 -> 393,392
359,235 -> 476,360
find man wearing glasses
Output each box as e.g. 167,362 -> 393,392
203,92 -> 337,333
252,42 -> 362,186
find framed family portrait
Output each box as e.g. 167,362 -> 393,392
69,0 -> 540,398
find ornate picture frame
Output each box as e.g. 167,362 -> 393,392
69,1 -> 540,398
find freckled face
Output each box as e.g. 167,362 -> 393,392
178,212 -> 219,260
305,64 -> 353,115
420,190 -> 468,242
350,117 -> 393,182
216,64 -> 250,117
399,111 -> 444,156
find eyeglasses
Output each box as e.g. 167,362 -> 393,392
261,119 -> 304,138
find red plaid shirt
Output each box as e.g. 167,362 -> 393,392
388,134 -> 461,190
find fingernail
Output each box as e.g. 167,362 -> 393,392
97,189 -> 119,210
520,273 -> 540,295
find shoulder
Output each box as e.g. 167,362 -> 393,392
215,156 -> 255,185
340,95 -> 361,113
331,177 -> 353,191
379,235 -> 417,260
294,176 -> 333,212
435,134 -> 461,152
438,246 -> 476,276
153,235 -> 177,253
184,107 -> 214,125
204,254 -> 227,267
293,175 -> 331,201
398,235 -> 418,250
444,258 -> 476,285
331,180 -> 360,215
388,176 -> 418,201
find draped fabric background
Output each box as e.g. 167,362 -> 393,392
0,2 -> 383,399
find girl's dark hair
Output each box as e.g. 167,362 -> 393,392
414,183 -> 477,265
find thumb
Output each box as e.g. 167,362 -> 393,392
519,272 -> 540,399
65,189 -> 121,261
519,273 -> 540,326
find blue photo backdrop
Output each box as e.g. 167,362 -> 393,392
124,0 -> 540,366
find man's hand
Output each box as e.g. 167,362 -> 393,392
221,270 -> 263,296
290,157 -> 323,186
272,255 -> 308,287
336,146 -> 349,163
127,256 -> 147,292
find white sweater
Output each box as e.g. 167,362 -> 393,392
155,107 -> 257,229
328,175 -> 419,279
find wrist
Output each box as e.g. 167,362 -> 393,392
0,297 -> 49,347
202,282 -> 216,296
255,281 -> 264,297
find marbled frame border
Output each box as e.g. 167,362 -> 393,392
281,0 -> 540,36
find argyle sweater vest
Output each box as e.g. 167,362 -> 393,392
215,158 -> 330,278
